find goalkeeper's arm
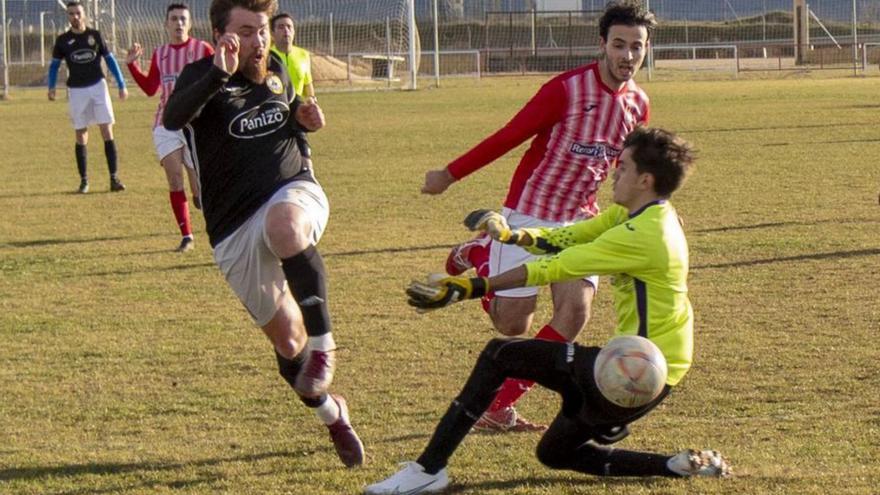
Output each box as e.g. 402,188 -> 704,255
463,209 -> 563,255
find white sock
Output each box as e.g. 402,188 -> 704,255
315,395 -> 341,425
308,333 -> 335,352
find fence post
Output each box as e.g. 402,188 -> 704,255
433,0 -> 439,87
1,0 -> 7,99
530,7 -> 535,57
406,0 -> 417,89
646,0 -> 653,81
851,0 -> 858,76
40,11 -> 47,66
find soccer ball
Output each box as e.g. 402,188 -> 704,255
593,335 -> 668,408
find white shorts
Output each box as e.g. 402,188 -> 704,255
67,79 -> 114,129
212,181 -> 330,327
489,207 -> 599,298
152,126 -> 194,168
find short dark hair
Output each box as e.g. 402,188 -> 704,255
166,3 -> 190,18
623,127 -> 694,197
210,0 -> 277,34
66,1 -> 83,8
599,1 -> 657,41
270,12 -> 293,30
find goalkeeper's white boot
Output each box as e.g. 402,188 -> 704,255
666,449 -> 731,477
445,234 -> 491,276
364,462 -> 448,494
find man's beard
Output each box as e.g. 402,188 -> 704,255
241,52 -> 268,83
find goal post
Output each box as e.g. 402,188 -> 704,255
650,44 -> 739,78
862,42 -> 880,73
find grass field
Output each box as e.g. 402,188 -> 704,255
1,74 -> 879,495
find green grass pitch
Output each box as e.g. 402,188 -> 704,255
1,74 -> 879,494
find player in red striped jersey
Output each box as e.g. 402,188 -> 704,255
126,3 -> 214,252
422,0 -> 656,432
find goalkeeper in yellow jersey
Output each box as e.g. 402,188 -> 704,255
365,127 -> 730,494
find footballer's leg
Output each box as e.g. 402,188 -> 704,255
474,238 -> 544,431
160,149 -> 194,252
367,338 -> 572,493
548,279 -> 594,341
476,279 -> 594,432
74,129 -> 89,193
99,123 -> 125,192
264,191 -> 335,398
536,411 -> 729,477
263,297 -> 364,468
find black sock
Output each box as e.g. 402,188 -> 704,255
568,444 -> 674,477
416,400 -> 481,475
281,245 -> 331,337
299,393 -> 328,408
275,350 -> 306,390
75,144 -> 87,180
104,140 -> 118,177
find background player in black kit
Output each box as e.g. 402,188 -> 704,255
163,0 -> 364,468
48,1 -> 128,194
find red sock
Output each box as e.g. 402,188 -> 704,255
468,241 -> 494,313
169,190 -> 192,237
489,324 -> 567,412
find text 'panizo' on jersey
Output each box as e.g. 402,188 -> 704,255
164,54 -> 314,247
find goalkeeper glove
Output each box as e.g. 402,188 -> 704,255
406,275 -> 489,312
463,209 -> 523,244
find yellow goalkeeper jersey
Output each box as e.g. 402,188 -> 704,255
270,45 -> 313,97
524,201 -> 693,386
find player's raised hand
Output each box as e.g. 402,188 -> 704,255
406,275 -> 488,312
421,168 -> 454,194
125,43 -> 142,64
463,209 -> 521,244
295,97 -> 325,131
214,33 -> 240,75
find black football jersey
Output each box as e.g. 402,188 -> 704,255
164,54 -> 314,247
51,28 -> 109,88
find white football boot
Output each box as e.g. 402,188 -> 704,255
364,461 -> 449,494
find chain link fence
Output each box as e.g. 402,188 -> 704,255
4,0 -> 880,95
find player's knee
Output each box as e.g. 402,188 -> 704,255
489,298 -> 534,336
535,440 -> 569,470
480,338 -> 508,359
491,317 -> 529,337
266,206 -> 312,258
274,337 -> 300,360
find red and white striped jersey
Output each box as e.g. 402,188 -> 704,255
447,62 -> 649,223
128,38 -> 213,128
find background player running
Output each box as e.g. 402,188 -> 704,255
127,3 -> 214,252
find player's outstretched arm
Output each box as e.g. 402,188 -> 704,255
463,209 -> 561,254
406,276 -> 488,312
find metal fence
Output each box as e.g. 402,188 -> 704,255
4,0 -> 880,96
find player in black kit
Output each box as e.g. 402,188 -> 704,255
163,0 -> 364,468
48,1 -> 127,194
